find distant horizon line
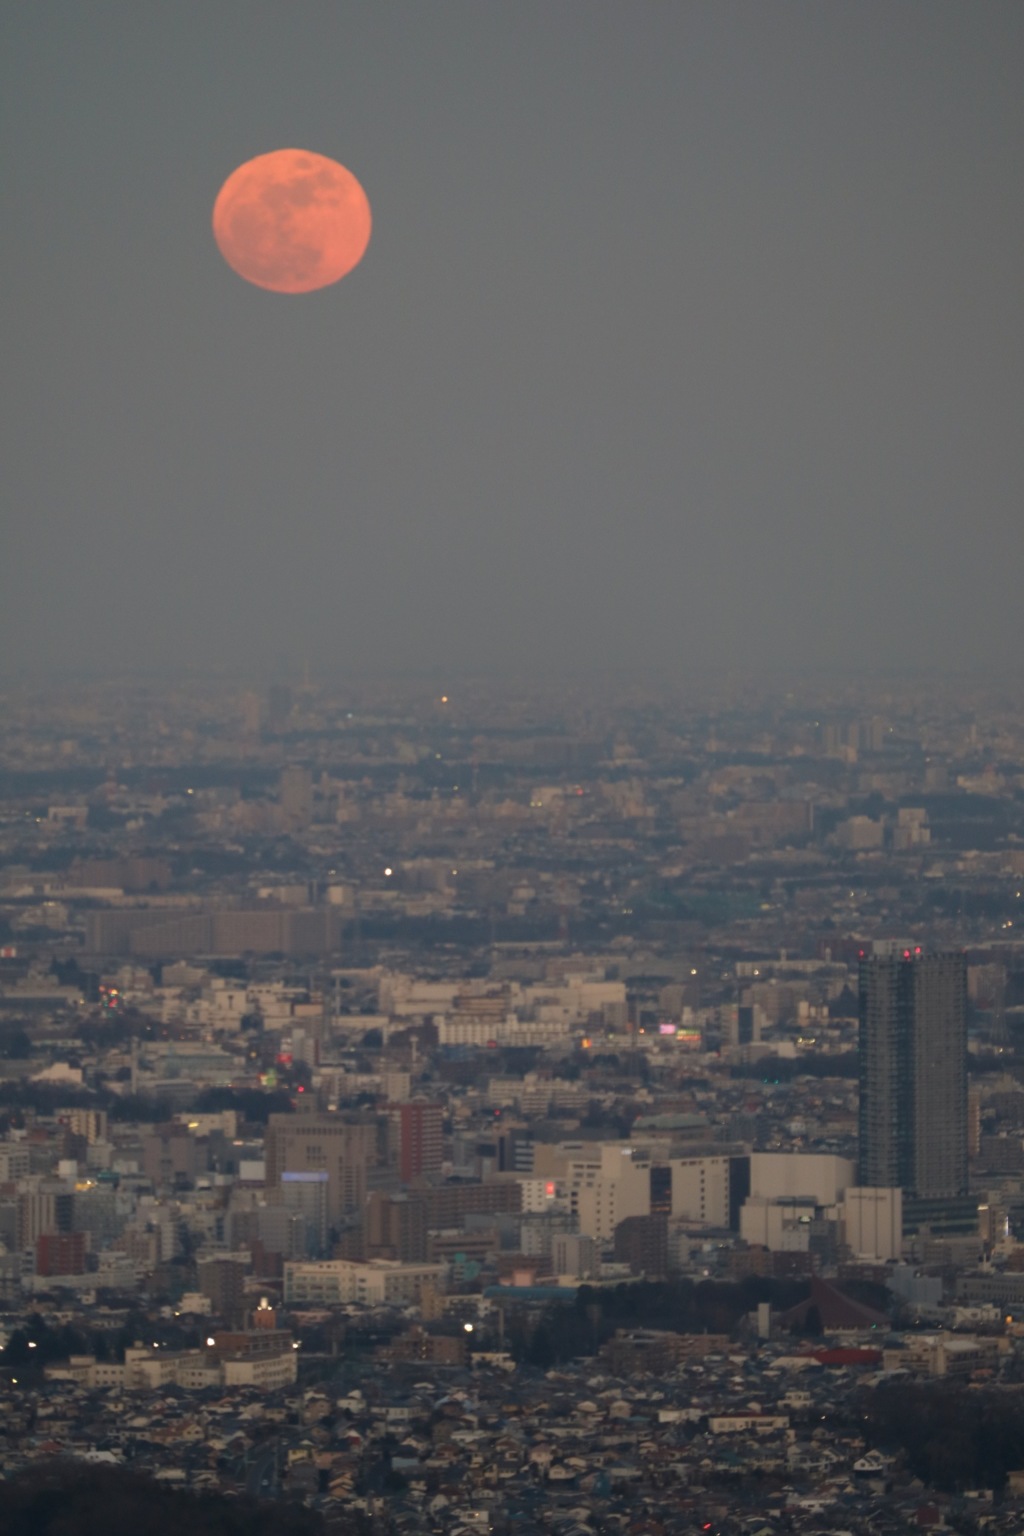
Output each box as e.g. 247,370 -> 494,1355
2,663 -> 1022,689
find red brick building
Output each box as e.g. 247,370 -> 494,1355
386,1102 -> 444,1181
36,1231 -> 87,1276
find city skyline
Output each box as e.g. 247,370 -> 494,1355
3,672 -> 1024,1514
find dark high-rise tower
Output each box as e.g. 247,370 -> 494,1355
858,951 -> 967,1199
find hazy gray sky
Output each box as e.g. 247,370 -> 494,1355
3,3 -> 1022,681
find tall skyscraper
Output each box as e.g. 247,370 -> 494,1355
858,951 -> 967,1199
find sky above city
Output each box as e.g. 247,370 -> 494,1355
3,3 -> 1022,684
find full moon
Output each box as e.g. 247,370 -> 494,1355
212,149 -> 371,294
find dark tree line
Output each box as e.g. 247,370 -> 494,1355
193,1085 -> 296,1123
727,1053 -> 859,1082
0,1074 -> 296,1129
510,1276 -> 817,1365
0,1310 -> 215,1371
0,1463 -> 333,1536
859,1380 -> 1024,1492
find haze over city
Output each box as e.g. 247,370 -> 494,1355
4,2 -> 1023,681
5,7 -> 1024,1536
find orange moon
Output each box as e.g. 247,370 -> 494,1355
212,149 -> 371,294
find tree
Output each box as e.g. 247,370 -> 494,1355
0,1025 -> 32,1059
528,1322 -> 556,1368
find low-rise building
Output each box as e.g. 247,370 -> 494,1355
283,1256 -> 445,1306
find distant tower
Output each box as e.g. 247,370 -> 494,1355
239,691 -> 263,737
858,951 -> 967,1198
267,684 -> 293,732
279,765 -> 313,830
